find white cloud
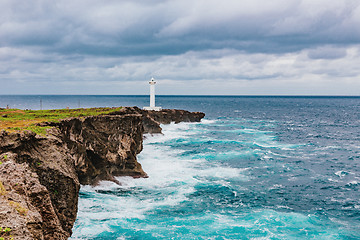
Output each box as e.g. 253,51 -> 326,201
1,45 -> 360,95
0,0 -> 359,95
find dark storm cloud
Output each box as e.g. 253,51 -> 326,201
1,0 -> 359,57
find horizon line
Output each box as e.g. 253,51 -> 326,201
0,94 -> 360,97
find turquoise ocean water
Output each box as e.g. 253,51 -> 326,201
1,96 -> 359,239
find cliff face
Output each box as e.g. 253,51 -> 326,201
57,114 -> 146,185
0,131 -> 79,240
0,107 -> 204,239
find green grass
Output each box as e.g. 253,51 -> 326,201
0,107 -> 123,136
0,227 -> 13,240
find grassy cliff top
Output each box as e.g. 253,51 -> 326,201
0,107 -> 122,135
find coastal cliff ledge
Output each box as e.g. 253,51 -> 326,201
0,107 -> 204,239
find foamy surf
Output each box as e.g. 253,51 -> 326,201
72,110 -> 359,239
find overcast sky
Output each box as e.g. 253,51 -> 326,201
1,0 -> 360,95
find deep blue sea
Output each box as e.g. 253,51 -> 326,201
1,95 -> 360,239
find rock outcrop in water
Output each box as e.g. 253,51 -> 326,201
0,107 -> 204,239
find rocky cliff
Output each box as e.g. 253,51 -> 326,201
0,107 -> 204,239
109,107 -> 205,134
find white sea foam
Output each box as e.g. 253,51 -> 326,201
196,149 -> 260,161
254,140 -> 301,150
145,122 -> 194,144
276,205 -> 293,210
78,117 -> 349,239
268,184 -> 284,190
242,128 -> 273,134
201,119 -> 217,124
328,178 -> 340,183
334,170 -> 351,178
74,120 -> 254,236
196,166 -> 250,181
346,181 -> 359,186
72,124 -> 211,239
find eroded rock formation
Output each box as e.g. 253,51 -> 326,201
109,107 -> 205,134
0,107 -> 204,239
0,131 -> 79,240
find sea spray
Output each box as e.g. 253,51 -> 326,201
72,113 -> 358,239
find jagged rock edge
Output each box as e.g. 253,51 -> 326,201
0,107 -> 205,239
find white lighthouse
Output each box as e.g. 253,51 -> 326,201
143,77 -> 162,111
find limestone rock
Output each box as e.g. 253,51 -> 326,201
0,107 -> 205,239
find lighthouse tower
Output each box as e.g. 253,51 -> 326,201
143,77 -> 162,111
